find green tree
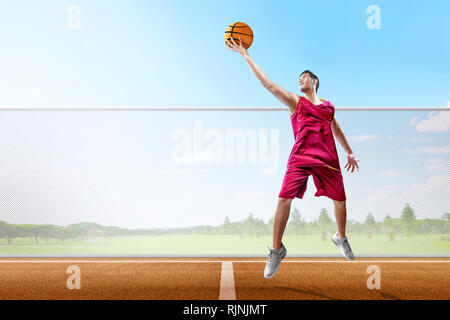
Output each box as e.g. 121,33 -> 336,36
307,221 -> 319,236
442,213 -> 450,234
300,217 -> 309,235
416,219 -> 448,234
0,221 -> 15,244
253,217 -> 269,237
0,221 -> 9,243
383,214 -> 396,241
30,224 -> 65,244
4,224 -> 21,245
401,203 -> 417,237
286,207 -> 302,235
349,221 -> 362,235
66,222 -> 103,240
266,217 -> 274,235
241,213 -> 258,238
364,213 -> 377,238
318,209 -> 333,241
220,216 -> 233,234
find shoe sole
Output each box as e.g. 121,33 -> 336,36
264,250 -> 287,279
332,238 -> 355,261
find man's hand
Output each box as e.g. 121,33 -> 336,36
345,153 -> 360,173
225,34 -> 297,111
225,35 -> 249,57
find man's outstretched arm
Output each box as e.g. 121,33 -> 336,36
226,36 -> 298,114
332,116 -> 360,172
331,116 -> 353,154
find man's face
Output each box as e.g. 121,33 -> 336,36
299,73 -> 315,93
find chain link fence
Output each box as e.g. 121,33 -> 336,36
0,108 -> 448,256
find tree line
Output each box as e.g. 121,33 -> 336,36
0,203 -> 448,245
219,204 -> 449,241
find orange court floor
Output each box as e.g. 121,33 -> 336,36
0,257 -> 448,300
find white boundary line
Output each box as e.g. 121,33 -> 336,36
0,107 -> 448,111
219,262 -> 236,300
0,260 -> 449,263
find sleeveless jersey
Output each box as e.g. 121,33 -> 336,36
286,96 -> 342,172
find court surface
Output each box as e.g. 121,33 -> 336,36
0,258 -> 448,300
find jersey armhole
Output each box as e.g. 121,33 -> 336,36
329,101 -> 335,121
290,96 -> 302,118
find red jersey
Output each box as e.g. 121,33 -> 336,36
286,96 -> 342,172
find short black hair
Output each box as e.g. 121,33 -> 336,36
299,70 -> 319,92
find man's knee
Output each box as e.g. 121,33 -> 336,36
278,197 -> 293,206
333,199 -> 346,206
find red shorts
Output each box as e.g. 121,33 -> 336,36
278,166 -> 346,201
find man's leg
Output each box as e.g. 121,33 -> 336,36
309,166 -> 354,260
275,166 -> 309,250
310,166 -> 347,238
272,197 -> 293,250
333,200 -> 347,238
332,199 -> 355,260
266,166 -> 308,278
265,197 -> 292,278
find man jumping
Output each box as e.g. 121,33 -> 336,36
226,36 -> 360,278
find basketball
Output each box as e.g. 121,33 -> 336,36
224,22 -> 253,49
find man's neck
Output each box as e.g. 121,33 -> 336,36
304,90 -> 321,105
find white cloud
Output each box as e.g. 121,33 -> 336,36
379,170 -> 408,176
403,145 -> 450,155
403,174 -> 450,198
427,158 -> 450,171
410,108 -> 450,132
358,174 -> 450,220
162,168 -> 209,175
409,115 -> 419,126
351,134 -> 379,143
232,191 -> 275,200
0,162 -> 98,225
411,137 -> 433,143
359,184 -> 403,205
385,136 -> 396,141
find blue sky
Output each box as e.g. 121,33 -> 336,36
0,1 -> 449,229
0,0 -> 449,108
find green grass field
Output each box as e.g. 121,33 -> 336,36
0,233 -> 449,256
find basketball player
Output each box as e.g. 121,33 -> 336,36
226,36 -> 360,278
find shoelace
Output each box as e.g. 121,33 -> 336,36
267,247 -> 274,262
267,247 -> 279,264
342,239 -> 352,253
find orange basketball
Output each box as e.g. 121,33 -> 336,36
224,22 -> 253,49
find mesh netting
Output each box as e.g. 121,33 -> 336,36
0,109 -> 448,256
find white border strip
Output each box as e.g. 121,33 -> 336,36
1,254 -> 448,258
0,260 -> 448,263
0,107 -> 448,111
219,262 -> 236,300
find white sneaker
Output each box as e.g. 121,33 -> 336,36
264,243 -> 287,279
332,232 -> 355,260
